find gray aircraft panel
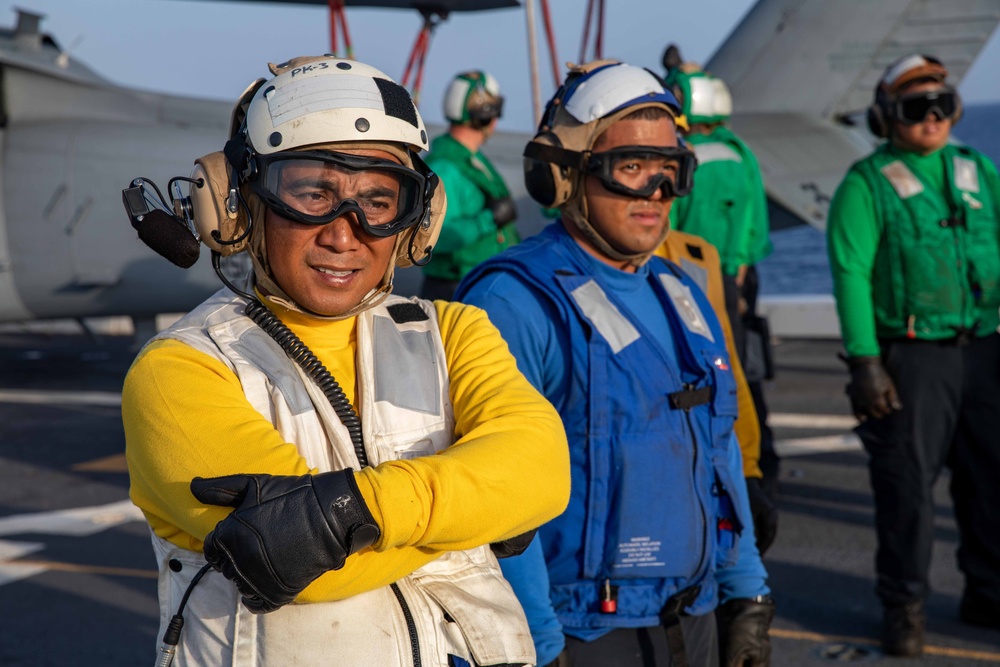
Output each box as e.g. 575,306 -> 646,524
728,112 -> 878,231
707,0 -> 1000,119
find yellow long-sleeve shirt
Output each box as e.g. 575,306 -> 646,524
657,231 -> 762,478
124,298 -> 570,603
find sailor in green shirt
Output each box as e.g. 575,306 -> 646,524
420,71 -> 520,300
827,54 -> 1000,655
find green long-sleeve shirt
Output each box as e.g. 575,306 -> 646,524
670,126 -> 772,275
423,133 -> 520,281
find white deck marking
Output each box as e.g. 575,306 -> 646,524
0,500 -> 146,586
0,389 -> 121,407
0,540 -> 47,585
774,434 -> 862,457
0,500 -> 143,537
769,413 -> 857,430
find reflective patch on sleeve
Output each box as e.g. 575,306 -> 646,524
879,160 -> 924,199
692,142 -> 742,164
659,273 -> 715,343
953,156 -> 981,193
372,315 -> 441,415
679,258 -> 709,295
570,280 -> 640,354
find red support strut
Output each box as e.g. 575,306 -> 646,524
539,0 -> 561,87
401,12 -> 447,106
326,0 -> 352,58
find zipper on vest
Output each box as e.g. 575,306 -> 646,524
391,582 -> 421,667
681,386 -> 709,580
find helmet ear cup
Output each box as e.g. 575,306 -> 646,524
867,86 -> 891,138
866,104 -> 889,138
523,131 -> 574,209
189,152 -> 250,256
396,156 -> 446,268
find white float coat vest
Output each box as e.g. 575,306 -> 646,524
145,287 -> 534,667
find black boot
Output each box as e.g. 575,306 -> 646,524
960,590 -> 1000,630
882,600 -> 924,657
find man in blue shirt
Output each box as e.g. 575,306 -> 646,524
457,60 -> 773,667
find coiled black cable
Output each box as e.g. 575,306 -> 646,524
243,298 -> 368,467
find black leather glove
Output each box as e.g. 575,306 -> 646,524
487,195 -> 517,228
744,477 -> 778,556
490,529 -> 538,559
717,596 -> 775,667
190,470 -> 380,614
845,355 -> 902,421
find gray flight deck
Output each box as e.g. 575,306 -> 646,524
0,328 -> 997,666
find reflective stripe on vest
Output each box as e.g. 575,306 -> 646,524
693,142 -> 742,164
570,280 -> 640,354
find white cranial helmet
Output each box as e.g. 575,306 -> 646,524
245,57 -> 430,156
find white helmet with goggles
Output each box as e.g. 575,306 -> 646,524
443,70 -> 504,129
866,54 -> 961,138
663,65 -> 733,126
523,60 -> 696,266
188,56 -> 445,318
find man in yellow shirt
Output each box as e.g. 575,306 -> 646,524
122,56 -> 570,667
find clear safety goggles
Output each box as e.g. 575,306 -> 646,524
583,145 -> 697,199
893,89 -> 959,125
248,150 -> 430,237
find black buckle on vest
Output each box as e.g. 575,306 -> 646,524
939,216 -> 966,229
668,385 -> 712,411
660,585 -> 701,621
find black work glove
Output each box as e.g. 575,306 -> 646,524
487,195 -> 517,228
744,477 -> 778,556
845,355 -> 902,421
190,470 -> 380,614
717,596 -> 776,667
490,529 -> 538,559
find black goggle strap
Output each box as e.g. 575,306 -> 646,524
523,141 -> 591,172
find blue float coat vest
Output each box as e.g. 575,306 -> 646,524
461,224 -> 746,629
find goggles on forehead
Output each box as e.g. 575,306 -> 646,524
247,150 -> 433,237
893,89 -> 959,126
585,145 -> 696,199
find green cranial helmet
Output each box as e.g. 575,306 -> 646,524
664,65 -> 733,126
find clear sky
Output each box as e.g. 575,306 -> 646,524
14,0 -> 1000,132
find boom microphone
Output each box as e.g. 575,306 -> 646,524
134,209 -> 201,269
